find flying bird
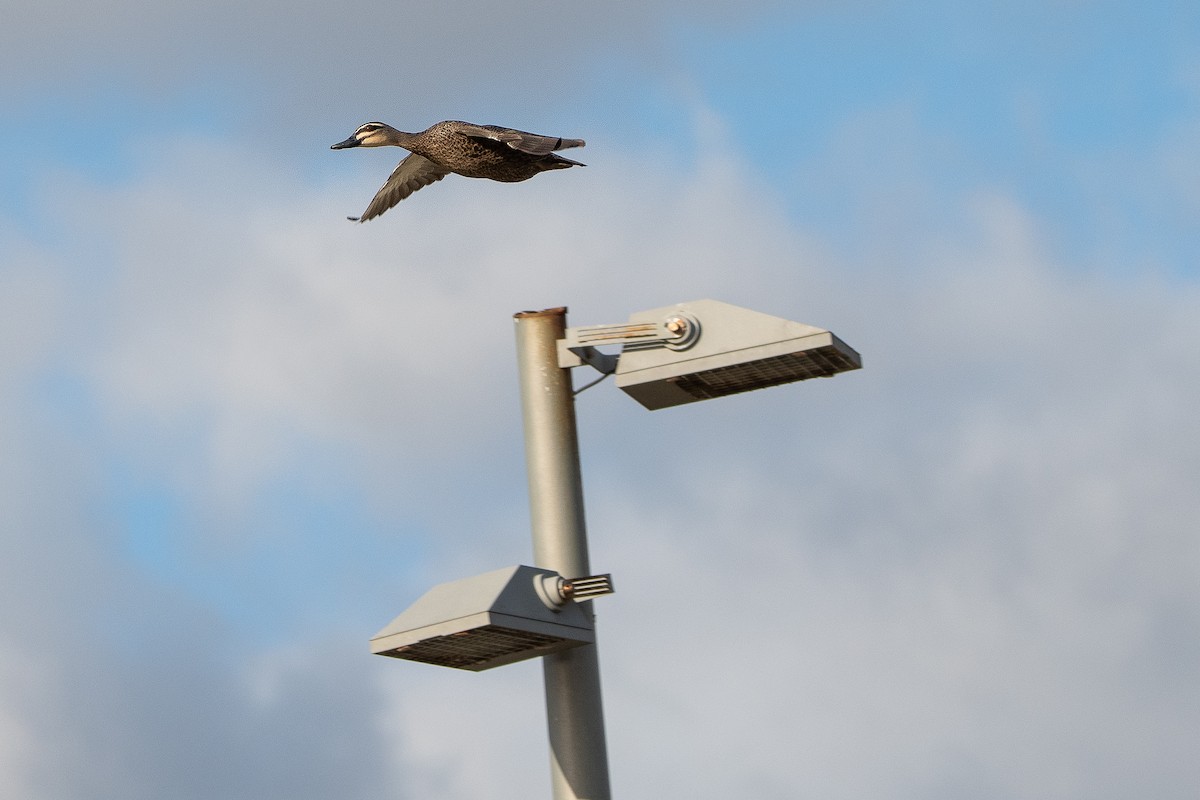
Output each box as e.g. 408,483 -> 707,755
331,120 -> 586,222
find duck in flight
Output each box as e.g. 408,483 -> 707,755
331,120 -> 586,222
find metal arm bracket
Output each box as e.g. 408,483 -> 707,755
557,314 -> 702,372
535,572 -> 616,610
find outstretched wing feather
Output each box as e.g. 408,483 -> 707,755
357,153 -> 451,222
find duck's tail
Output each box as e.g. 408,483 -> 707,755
546,153 -> 586,169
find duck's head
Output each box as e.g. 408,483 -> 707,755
331,122 -> 395,149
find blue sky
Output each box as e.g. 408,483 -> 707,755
2,2 -> 1198,799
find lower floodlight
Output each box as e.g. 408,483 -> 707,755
609,299 -> 861,410
371,565 -> 612,672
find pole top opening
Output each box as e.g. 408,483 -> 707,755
514,306 -> 568,320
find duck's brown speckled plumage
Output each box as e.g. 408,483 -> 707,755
331,120 -> 585,222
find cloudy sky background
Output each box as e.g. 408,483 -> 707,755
2,1 -> 1198,798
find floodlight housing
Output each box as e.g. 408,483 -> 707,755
371,565 -> 604,672
611,299 -> 861,410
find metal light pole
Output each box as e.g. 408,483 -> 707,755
514,307 -> 612,800
373,300 -> 860,799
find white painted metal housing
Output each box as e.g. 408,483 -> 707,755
371,565 -> 595,671
613,299 -> 862,409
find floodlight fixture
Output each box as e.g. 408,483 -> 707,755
558,299 -> 861,409
372,565 -> 613,672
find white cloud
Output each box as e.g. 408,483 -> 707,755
1,113 -> 1198,800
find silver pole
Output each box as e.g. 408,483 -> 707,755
514,307 -> 612,800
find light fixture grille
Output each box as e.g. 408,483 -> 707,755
669,346 -> 858,400
382,625 -> 572,670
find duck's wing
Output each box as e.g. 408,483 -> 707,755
353,153 -> 450,222
457,124 -> 585,156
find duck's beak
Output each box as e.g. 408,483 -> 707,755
330,136 -> 360,150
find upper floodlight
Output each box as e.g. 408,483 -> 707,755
371,565 -> 612,672
561,299 -> 861,410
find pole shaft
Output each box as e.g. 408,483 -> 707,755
514,307 -> 612,800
